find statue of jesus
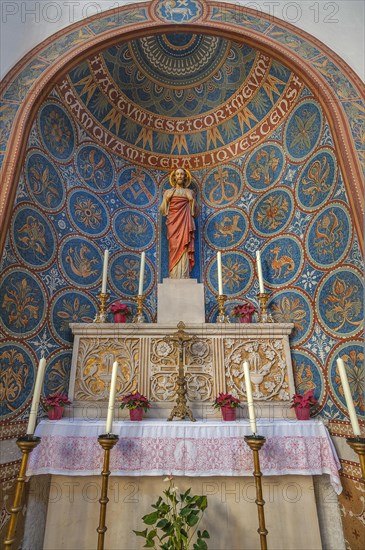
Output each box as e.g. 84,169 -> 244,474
160,168 -> 199,279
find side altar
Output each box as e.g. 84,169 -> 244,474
68,322 -> 296,419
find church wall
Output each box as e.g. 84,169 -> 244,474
0,2 -> 364,548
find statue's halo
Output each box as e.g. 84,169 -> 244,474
169,168 -> 192,188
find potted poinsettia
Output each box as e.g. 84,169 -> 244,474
45,392 -> 72,420
213,392 -> 241,421
231,302 -> 257,323
290,389 -> 317,420
109,301 -> 132,323
120,391 -> 150,421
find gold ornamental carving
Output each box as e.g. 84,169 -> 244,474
74,338 -> 139,401
224,339 -> 290,401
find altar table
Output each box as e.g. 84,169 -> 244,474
25,418 -> 343,549
28,418 -> 341,494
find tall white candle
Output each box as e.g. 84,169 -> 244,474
256,250 -> 265,294
26,357 -> 47,435
336,358 -> 361,436
243,361 -> 257,434
101,249 -> 109,294
217,252 -> 223,295
105,361 -> 119,434
138,252 -> 145,296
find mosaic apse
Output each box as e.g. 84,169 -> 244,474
0,29 -> 363,429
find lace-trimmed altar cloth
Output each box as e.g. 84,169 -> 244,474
27,419 -> 342,494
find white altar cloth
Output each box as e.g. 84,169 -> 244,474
27,418 -> 342,494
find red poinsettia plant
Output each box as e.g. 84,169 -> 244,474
44,392 -> 72,410
290,389 -> 317,410
120,391 -> 150,411
231,302 -> 257,318
109,301 -> 132,317
213,392 -> 241,409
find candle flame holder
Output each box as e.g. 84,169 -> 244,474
134,294 -> 145,323
4,435 -> 41,550
346,437 -> 365,480
257,293 -> 272,323
94,292 -> 110,323
97,433 -> 119,550
216,294 -> 230,323
244,434 -> 268,550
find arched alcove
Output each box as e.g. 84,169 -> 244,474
0,0 -> 363,439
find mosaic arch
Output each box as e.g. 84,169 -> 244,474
0,0 -> 363,430
0,0 -> 363,246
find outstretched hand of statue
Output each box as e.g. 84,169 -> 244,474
160,168 -> 199,279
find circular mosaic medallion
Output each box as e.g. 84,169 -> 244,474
43,350 -> 73,398
206,251 -> 253,297
244,142 -> 285,192
68,189 -> 109,237
291,349 -> 324,405
305,203 -> 352,268
38,102 -> 75,161
0,268 -> 46,337
202,165 -> 243,208
296,147 -> 337,211
0,342 -> 35,418
109,252 -> 154,297
113,209 -> 155,250
50,290 -> 97,344
251,187 -> 293,237
204,208 -> 248,250
261,235 -> 303,288
75,144 -> 115,192
316,266 -> 363,339
117,167 -> 157,207
59,236 -> 103,288
25,150 -> 65,211
284,99 -> 323,161
328,341 -> 364,418
269,288 -> 313,345
11,204 -> 56,269
155,0 -> 203,25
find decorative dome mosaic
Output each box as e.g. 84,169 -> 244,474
129,33 -> 231,87
61,32 -> 297,169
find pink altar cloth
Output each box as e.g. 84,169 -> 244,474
27,418 -> 342,494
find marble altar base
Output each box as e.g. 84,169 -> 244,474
42,474 -> 323,550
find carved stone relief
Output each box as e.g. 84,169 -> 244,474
150,337 -> 213,402
74,337 -> 139,401
224,339 -> 290,401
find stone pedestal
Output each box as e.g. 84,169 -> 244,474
157,278 -> 205,323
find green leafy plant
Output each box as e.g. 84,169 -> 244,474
134,476 -> 210,549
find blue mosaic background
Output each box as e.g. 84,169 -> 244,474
0,30 -> 363,425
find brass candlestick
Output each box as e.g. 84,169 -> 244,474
257,292 -> 272,323
346,437 -> 365,480
94,292 -> 110,323
97,433 -> 119,550
166,322 -> 196,422
244,435 -> 268,550
4,435 -> 41,550
134,294 -> 145,323
216,294 -> 230,323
